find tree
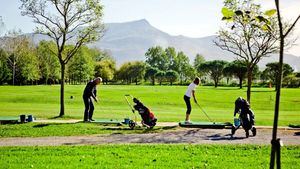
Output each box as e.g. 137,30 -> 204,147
67,46 -> 95,84
0,30 -> 32,85
165,70 -> 179,85
37,41 -> 60,84
145,46 -> 168,71
165,47 -> 177,71
155,71 -> 165,85
21,0 -> 104,116
0,49 -> 11,84
215,0 -> 280,103
263,62 -> 294,90
270,1 -> 300,168
95,59 -> 116,84
199,60 -> 228,87
175,51 -> 193,84
223,60 -> 248,89
194,54 -> 205,68
145,66 -> 158,85
129,61 -> 146,85
19,45 -> 40,84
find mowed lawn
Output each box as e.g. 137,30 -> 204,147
0,85 -> 299,126
0,145 -> 299,169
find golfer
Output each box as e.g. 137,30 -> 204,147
183,77 -> 200,124
83,77 -> 102,122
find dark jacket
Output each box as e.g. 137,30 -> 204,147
83,80 -> 97,98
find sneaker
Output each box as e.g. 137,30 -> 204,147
90,119 -> 95,121
251,127 -> 257,137
84,119 -> 91,123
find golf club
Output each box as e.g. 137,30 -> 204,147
196,103 -> 215,123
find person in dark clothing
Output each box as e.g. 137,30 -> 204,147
83,77 -> 102,122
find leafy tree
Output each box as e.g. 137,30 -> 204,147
19,46 -> 40,84
21,0 -> 104,116
0,49 -> 11,84
116,61 -> 146,85
223,60 -> 248,89
199,60 -> 228,87
129,61 -> 146,85
145,46 -> 168,71
263,62 -> 294,90
155,71 -> 165,85
95,59 -> 116,84
194,54 -> 205,72
67,46 -> 95,84
165,47 -> 177,71
176,51 -> 193,84
0,30 -> 32,85
165,70 -> 179,85
37,41 -> 60,84
145,66 -> 159,85
215,0 -> 279,103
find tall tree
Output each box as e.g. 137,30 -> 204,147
155,71 -> 165,85
0,30 -> 32,85
129,61 -> 146,85
67,46 -> 95,84
199,60 -> 228,87
263,62 -> 294,90
95,59 -> 116,84
165,70 -> 179,85
145,46 -> 168,71
215,0 -> 279,103
175,51 -> 193,84
20,0 -> 104,116
223,60 -> 248,89
0,49 -> 11,84
145,66 -> 158,85
270,1 -> 300,168
37,41 -> 60,84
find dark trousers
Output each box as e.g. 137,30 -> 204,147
83,96 -> 94,121
184,95 -> 191,114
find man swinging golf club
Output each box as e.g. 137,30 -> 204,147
183,77 -> 200,124
83,77 -> 102,122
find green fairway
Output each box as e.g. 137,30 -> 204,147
0,122 -> 176,137
0,145 -> 299,169
0,85 -> 299,126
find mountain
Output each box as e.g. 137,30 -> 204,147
27,19 -> 300,70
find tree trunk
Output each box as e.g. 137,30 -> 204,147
12,62 -> 16,86
239,77 -> 243,89
59,63 -> 65,117
247,68 -> 253,104
152,76 -> 155,85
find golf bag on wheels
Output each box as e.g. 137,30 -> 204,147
133,98 -> 157,128
232,97 -> 256,138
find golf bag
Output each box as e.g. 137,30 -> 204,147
133,98 -> 157,127
232,97 -> 256,137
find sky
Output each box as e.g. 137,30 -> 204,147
0,0 -> 300,55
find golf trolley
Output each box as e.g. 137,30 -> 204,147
124,94 -> 157,129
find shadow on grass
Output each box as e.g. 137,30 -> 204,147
49,115 -> 78,120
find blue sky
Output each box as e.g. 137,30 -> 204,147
0,0 -> 300,55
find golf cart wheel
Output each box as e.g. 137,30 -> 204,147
128,120 -> 135,129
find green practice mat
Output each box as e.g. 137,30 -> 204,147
179,121 -> 232,129
0,116 -> 19,124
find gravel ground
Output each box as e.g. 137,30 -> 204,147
0,127 -> 299,146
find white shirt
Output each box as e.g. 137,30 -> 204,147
185,82 -> 197,98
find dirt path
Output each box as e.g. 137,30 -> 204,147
0,128 -> 299,147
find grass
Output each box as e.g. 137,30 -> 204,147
0,85 -> 299,126
0,145 -> 299,169
0,122 -> 177,137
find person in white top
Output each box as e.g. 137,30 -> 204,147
184,77 -> 200,123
